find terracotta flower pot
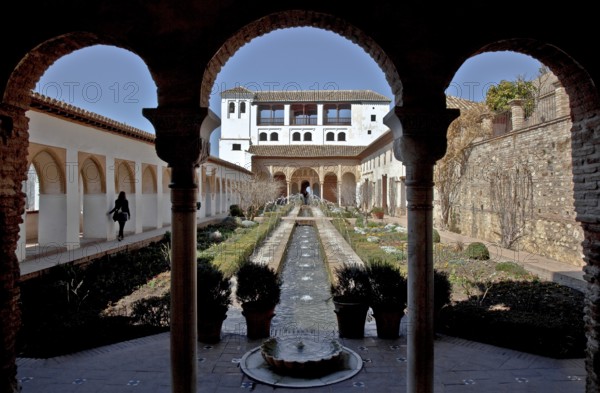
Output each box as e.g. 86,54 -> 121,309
241,303 -> 276,339
372,307 -> 402,339
333,300 -> 369,338
198,313 -> 227,343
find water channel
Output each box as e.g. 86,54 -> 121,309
270,208 -> 337,339
239,206 -> 365,387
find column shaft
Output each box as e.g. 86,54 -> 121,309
144,106 -> 213,393
385,106 -> 459,393
405,165 -> 435,393
170,176 -> 198,393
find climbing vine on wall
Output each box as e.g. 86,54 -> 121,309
488,162 -> 534,249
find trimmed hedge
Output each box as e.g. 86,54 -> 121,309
199,210 -> 284,277
438,281 -> 585,358
466,242 -> 490,260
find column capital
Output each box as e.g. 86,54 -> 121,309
144,107 -> 213,187
385,106 -> 459,165
144,107 -> 211,167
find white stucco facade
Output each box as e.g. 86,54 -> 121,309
218,88 -> 391,168
17,93 -> 251,262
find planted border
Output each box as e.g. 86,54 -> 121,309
199,204 -> 293,277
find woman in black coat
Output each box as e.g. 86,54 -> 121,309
108,191 -> 131,241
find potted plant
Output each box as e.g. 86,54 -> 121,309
366,259 -> 407,339
235,262 -> 282,339
371,206 -> 384,219
197,258 -> 232,343
330,264 -> 372,338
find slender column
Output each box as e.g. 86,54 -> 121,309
337,164 -> 342,206
385,106 -> 458,393
144,107 -> 212,393
134,160 -> 143,233
65,148 -> 80,249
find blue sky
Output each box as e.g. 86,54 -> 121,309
34,27 -> 542,156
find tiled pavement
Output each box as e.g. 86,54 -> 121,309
16,207 -> 587,392
17,315 -> 586,392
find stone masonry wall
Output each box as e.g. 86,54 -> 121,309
438,116 -> 585,267
0,105 -> 28,393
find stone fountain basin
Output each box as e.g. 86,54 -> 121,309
260,337 -> 344,377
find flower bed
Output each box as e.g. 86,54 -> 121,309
329,215 -> 585,358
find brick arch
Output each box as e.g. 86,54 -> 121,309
454,39 -> 600,390
200,9 -> 402,108
2,32 -> 155,109
466,40 -> 600,122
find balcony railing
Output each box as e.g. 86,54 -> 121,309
257,117 -> 284,126
323,117 -> 351,125
290,117 -> 318,125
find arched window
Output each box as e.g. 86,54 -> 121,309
270,132 -> 279,141
228,102 -> 235,115
337,132 -> 346,141
326,132 -> 335,141
259,132 -> 268,141
240,102 -> 246,114
292,132 -> 301,141
304,132 -> 312,141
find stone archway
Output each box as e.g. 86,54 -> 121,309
1,6 -> 599,393
273,172 -> 287,197
341,172 -> 357,206
29,149 -> 66,247
447,40 -> 600,391
80,156 -> 106,239
291,167 -> 319,198
200,10 -> 403,109
141,165 -> 158,231
323,173 -> 338,203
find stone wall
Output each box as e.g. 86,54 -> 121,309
438,115 -> 585,266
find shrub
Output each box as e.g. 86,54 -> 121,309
434,269 -> 452,317
130,293 -> 170,327
355,215 -> 364,227
433,229 -> 441,243
229,204 -> 244,217
235,262 -> 282,310
331,264 -> 372,303
466,242 -> 490,260
366,259 -> 407,309
197,258 -> 232,315
439,281 -> 585,358
495,261 -> 529,277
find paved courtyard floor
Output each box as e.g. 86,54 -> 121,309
17,309 -> 586,392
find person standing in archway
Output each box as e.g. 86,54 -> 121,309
108,191 -> 131,241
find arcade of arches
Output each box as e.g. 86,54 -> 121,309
1,3 -> 600,393
257,162 -> 359,206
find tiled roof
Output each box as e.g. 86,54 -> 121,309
220,88 -> 391,103
248,144 -> 366,158
221,86 -> 254,98
29,92 -> 156,143
446,95 -> 484,111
